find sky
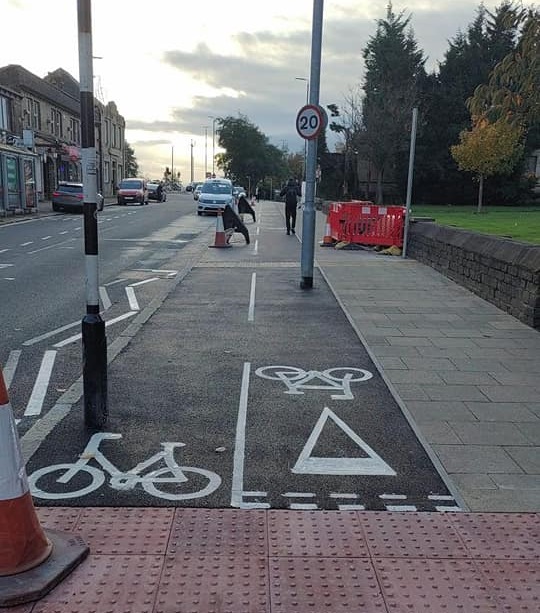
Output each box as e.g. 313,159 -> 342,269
3,0 -> 533,182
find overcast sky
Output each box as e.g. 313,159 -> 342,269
3,0 -> 533,181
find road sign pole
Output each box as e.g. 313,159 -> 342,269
78,0 -> 107,429
300,0 -> 324,290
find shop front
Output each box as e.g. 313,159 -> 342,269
0,144 -> 39,215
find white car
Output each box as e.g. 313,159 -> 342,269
197,178 -> 234,215
193,183 -> 203,200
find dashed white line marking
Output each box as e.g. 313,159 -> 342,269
21,241 -> 33,246
24,350 -> 57,417
338,504 -> 365,510
41,235 -> 52,240
0,249 -> 9,254
53,311 -> 138,348
23,320 -> 80,346
385,505 -> 418,512
283,492 -> 316,498
428,495 -> 455,501
129,277 -> 159,287
59,231 -> 68,235
380,494 -> 407,500
290,503 -> 318,510
125,286 -> 139,311
28,238 -> 76,254
4,350 -> 21,388
435,506 -> 462,512
240,502 -> 270,509
248,272 -> 256,322
242,491 -> 267,497
330,493 -> 359,499
0,264 -> 13,269
99,286 -> 112,311
253,239 -> 258,255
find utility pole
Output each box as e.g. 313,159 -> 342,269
171,146 -> 174,185
78,0 -> 107,428
208,116 -> 216,176
203,126 -> 208,177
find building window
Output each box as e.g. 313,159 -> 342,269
68,118 -> 80,144
104,160 -> 110,184
25,98 -> 41,130
105,119 -> 110,145
50,108 -> 63,138
0,96 -> 10,131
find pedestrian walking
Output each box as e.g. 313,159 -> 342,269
279,178 -> 301,235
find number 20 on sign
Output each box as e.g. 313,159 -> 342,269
296,104 -> 324,140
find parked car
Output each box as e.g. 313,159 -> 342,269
185,182 -> 194,192
193,183 -> 204,200
117,178 -> 149,205
52,182 -> 104,213
197,178 -> 234,215
147,182 -> 166,202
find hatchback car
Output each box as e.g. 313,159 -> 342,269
193,183 -> 203,200
197,178 -> 234,215
117,178 -> 149,205
52,182 -> 104,213
147,182 -> 166,202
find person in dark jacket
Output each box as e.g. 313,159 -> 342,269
238,194 -> 256,222
222,204 -> 250,244
279,178 -> 301,235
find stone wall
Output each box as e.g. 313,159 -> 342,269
408,222 -> 540,329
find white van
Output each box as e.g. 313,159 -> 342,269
197,178 -> 234,215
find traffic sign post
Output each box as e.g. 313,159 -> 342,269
296,104 -> 324,141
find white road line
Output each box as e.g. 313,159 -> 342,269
283,492 -> 316,498
125,286 -> 139,311
3,278 -> 15,281
24,350 -> 57,417
0,249 -> 9,254
99,286 -> 112,311
41,235 -> 52,240
290,503 -> 318,510
231,362 -> 251,508
21,241 -> 33,246
104,278 -> 125,287
428,495 -> 455,501
253,239 -> 258,255
129,277 -> 159,287
59,231 -> 68,235
3,350 -> 22,388
330,493 -> 359,499
28,238 -> 76,254
23,320 -> 80,346
248,272 -> 256,322
240,502 -> 270,509
435,506 -> 462,512
338,504 -> 366,510
256,227 -> 260,236
380,494 -> 407,500
0,264 -> 13,269
242,491 -> 267,497
385,505 -> 417,512
52,311 -> 137,348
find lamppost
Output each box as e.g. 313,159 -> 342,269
190,140 -> 195,183
295,77 -> 309,181
203,126 -> 208,177
208,116 -> 217,176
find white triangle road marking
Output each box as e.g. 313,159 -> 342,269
292,407 -> 397,476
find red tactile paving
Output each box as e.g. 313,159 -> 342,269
167,508 -> 267,557
155,555 -> 269,613
475,560 -> 540,611
36,507 -> 83,533
268,510 -> 369,558
359,511 -> 469,559
269,557 -> 387,612
450,513 -> 540,560
31,554 -> 164,613
22,508 -> 540,612
373,558 -> 499,612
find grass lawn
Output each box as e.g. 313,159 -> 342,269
411,205 -> 540,245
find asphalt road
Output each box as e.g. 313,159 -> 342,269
20,198 -> 459,511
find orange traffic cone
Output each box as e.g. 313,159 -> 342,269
209,209 -> 232,248
0,366 -> 88,606
320,215 -> 335,247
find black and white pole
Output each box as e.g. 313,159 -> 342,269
78,0 -> 107,428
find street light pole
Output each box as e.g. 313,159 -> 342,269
295,77 -> 309,182
203,126 -> 208,177
208,116 -> 216,176
77,0 -> 107,428
190,140 -> 195,182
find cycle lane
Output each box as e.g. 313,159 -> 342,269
25,249 -> 459,510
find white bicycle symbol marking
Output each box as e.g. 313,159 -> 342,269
28,433 -> 221,501
254,365 -> 373,400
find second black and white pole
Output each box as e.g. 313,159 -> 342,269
78,0 -> 107,428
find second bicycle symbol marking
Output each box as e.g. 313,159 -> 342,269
254,365 -> 373,400
28,432 -> 222,501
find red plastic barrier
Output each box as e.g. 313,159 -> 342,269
327,201 -> 406,247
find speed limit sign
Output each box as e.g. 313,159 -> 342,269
296,104 -> 324,140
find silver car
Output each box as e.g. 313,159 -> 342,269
197,178 -> 234,215
52,182 -> 104,213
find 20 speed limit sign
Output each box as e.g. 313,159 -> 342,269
296,104 -> 324,140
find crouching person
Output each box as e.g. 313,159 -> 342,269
222,204 -> 250,244
238,194 -> 256,223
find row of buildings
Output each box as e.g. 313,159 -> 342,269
0,64 -> 126,214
